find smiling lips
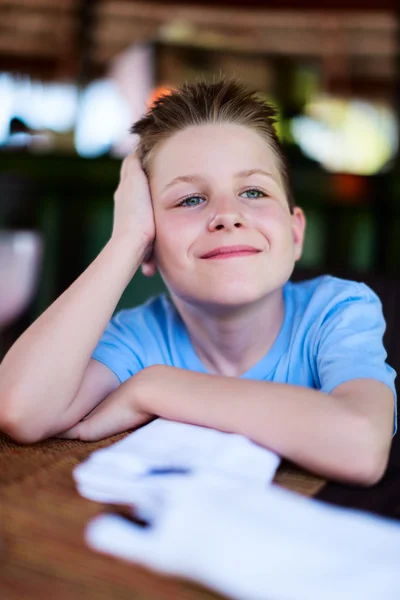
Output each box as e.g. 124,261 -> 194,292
200,245 -> 261,259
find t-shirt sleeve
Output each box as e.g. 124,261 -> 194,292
315,282 -> 397,435
91,309 -> 145,384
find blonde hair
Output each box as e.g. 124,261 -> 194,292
131,76 -> 295,212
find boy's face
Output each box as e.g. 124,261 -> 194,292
145,123 -> 305,308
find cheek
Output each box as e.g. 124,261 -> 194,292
153,214 -> 194,265
156,211 -> 199,241
257,208 -> 295,253
256,205 -> 288,233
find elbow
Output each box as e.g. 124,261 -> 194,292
341,422 -> 390,487
1,419 -> 43,445
347,456 -> 387,487
0,397 -> 43,445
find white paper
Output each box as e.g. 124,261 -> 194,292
86,478 -> 400,600
74,418 -> 281,517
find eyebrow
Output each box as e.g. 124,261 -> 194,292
162,169 -> 275,193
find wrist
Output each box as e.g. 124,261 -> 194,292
105,236 -> 150,281
109,233 -> 149,258
130,365 -> 157,415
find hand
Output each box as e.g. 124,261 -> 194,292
111,152 -> 156,271
56,373 -> 154,441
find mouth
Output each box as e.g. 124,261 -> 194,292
200,245 -> 262,259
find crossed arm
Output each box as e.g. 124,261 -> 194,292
58,365 -> 394,486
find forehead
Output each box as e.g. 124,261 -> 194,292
150,123 -> 283,191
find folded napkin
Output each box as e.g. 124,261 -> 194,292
86,478 -> 400,600
74,419 -> 280,519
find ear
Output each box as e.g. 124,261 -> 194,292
291,207 -> 306,262
141,246 -> 158,278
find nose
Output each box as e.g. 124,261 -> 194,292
207,195 -> 248,232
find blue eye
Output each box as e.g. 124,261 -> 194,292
179,195 -> 205,207
240,188 -> 265,199
178,188 -> 266,207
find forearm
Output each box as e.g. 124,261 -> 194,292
140,367 -> 377,485
0,236 -> 145,435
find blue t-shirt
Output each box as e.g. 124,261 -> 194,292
92,275 -> 397,434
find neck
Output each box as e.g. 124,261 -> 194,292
171,288 -> 285,377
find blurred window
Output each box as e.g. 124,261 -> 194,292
291,95 -> 398,175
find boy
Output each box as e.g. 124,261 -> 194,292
0,77 -> 396,486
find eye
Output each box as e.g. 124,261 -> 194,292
240,187 -> 267,199
178,195 -> 205,208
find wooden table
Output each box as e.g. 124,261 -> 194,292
1,430 -> 399,600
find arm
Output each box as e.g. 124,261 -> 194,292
63,365 -> 394,486
56,372 -> 154,441
0,154 -> 154,443
0,237 -> 143,444
138,367 -> 394,486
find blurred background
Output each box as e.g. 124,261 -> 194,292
0,0 -> 399,359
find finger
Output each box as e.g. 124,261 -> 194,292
119,156 -> 128,180
54,424 -> 82,439
122,151 -> 141,180
142,243 -> 155,264
141,262 -> 157,278
73,397 -> 151,442
56,414 -> 104,441
72,411 -> 123,442
120,151 -> 136,180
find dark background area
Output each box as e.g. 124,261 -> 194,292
1,0 -> 399,359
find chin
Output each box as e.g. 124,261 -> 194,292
164,263 -> 293,310
179,284 -> 270,312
